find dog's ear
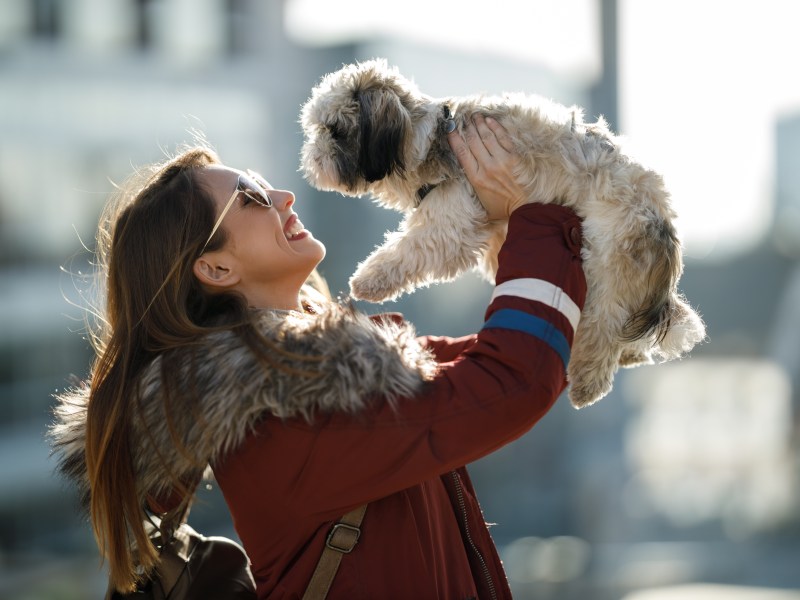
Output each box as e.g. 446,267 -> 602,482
621,218 -> 683,343
357,88 -> 411,182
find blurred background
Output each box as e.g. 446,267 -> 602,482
1,0 -> 799,598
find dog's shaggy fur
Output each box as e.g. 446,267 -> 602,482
299,58 -> 705,408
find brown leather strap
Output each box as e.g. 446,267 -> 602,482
302,504 -> 368,600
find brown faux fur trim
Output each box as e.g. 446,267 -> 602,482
50,304 -> 437,509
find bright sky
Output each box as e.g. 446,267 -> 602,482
286,0 -> 800,260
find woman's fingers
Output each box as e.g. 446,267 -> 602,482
482,115 -> 516,154
447,112 -> 527,221
468,115 -> 516,175
465,116 -> 493,161
472,114 -> 501,158
448,115 -> 504,181
447,124 -> 479,177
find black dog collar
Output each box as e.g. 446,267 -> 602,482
416,104 -> 457,204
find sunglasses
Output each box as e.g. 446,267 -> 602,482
200,170 -> 273,255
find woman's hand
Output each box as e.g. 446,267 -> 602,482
447,114 -> 528,221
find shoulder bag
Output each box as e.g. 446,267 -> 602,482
108,505 -> 367,600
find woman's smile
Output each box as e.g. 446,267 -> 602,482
195,165 -> 326,309
283,213 -> 309,241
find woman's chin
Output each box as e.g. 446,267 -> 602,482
307,237 -> 326,262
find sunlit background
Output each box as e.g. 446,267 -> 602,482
1,1 -> 799,598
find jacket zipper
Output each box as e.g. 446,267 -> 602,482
450,470 -> 498,600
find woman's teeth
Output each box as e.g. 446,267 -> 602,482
286,219 -> 305,239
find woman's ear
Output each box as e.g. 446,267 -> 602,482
193,255 -> 240,289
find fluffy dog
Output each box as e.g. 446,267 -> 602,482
299,58 -> 705,408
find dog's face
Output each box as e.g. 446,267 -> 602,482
300,59 -> 421,196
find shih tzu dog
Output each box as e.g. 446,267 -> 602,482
299,58 -> 705,408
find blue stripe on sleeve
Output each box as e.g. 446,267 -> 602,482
482,308 -> 571,369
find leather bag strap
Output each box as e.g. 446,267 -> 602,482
302,504 -> 368,600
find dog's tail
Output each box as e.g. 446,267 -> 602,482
620,219 -> 706,358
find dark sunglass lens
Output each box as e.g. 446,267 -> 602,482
239,173 -> 273,207
244,187 -> 272,207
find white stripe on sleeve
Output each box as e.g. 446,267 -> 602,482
490,278 -> 581,331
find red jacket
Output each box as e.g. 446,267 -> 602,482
213,204 -> 586,599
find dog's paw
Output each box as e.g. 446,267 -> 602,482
568,376 -> 613,409
618,349 -> 653,368
349,270 -> 406,303
567,355 -> 615,408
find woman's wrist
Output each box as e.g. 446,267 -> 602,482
499,203 -> 585,303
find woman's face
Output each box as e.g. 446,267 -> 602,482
194,165 -> 326,309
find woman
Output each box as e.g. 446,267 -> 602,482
52,115 -> 586,599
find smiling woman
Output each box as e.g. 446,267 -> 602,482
50,145 -> 334,595
192,165 -> 326,310
50,121 -> 587,599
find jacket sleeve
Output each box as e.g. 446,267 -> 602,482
419,334 -> 478,363
228,203 -> 586,519
368,313 -> 478,364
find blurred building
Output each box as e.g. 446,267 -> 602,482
0,1 -> 798,599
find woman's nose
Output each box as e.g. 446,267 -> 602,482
272,189 -> 295,211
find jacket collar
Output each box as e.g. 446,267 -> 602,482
50,303 -> 437,509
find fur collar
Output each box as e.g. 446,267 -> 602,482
50,304 -> 437,509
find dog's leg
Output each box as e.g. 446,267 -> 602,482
618,348 -> 653,368
349,181 -> 489,302
568,332 -> 621,408
566,294 -> 629,408
477,223 -> 508,281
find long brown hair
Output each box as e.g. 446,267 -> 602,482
85,145 -> 323,592
87,146 -> 330,591
85,146 -> 230,591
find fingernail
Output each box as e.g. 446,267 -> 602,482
485,116 -> 495,124
444,119 -> 456,134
